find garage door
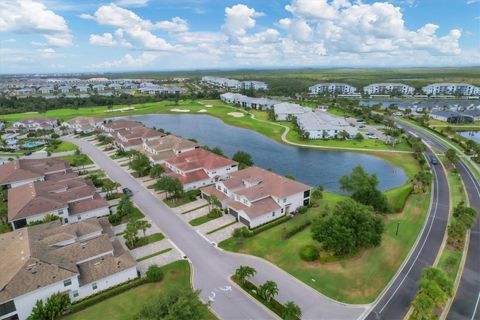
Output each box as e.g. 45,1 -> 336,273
239,216 -> 251,228
228,208 -> 238,218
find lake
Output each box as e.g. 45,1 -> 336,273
458,131 -> 480,143
124,114 -> 408,193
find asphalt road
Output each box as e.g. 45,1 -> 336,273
396,122 -> 480,320
65,136 -> 366,320
364,121 -> 453,320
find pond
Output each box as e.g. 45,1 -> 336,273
124,114 -> 408,193
458,131 -> 480,143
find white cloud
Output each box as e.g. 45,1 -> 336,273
0,38 -> 16,43
37,48 -> 56,58
467,0 -> 479,4
89,32 -> 131,47
0,0 -> 72,47
278,18 -> 313,42
90,52 -> 159,69
87,4 -> 174,50
286,0 -> 339,20
223,4 -> 264,41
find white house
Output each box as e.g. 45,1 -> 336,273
201,166 -> 311,228
273,103 -> 308,121
363,83 -> 414,95
37,86 -> 54,94
76,85 -> 91,92
63,116 -> 103,133
241,81 -> 268,90
296,109 -> 358,139
93,84 -> 106,91
12,117 -> 57,132
422,83 -> 480,96
309,83 -> 357,95
0,218 -> 137,320
58,85 -> 72,93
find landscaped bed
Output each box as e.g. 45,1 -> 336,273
127,232 -> 165,250
219,188 -> 430,304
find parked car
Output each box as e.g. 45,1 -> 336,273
359,125 -> 366,128
122,187 -> 133,197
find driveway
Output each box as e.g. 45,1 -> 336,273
65,135 -> 367,320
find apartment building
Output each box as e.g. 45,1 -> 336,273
114,126 -> 165,151
202,76 -> 268,90
422,83 -> 480,96
296,109 -> 358,139
0,158 -> 70,189
140,135 -> 198,164
363,83 -> 414,95
163,148 -> 238,190
201,166 -> 311,228
220,93 -> 278,110
0,218 -> 137,320
8,176 -> 109,229
273,103 -> 308,121
308,83 -> 357,95
99,119 -> 144,136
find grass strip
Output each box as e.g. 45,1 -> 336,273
136,248 -> 173,262
181,203 -> 209,214
127,233 -> 165,250
189,213 -> 222,226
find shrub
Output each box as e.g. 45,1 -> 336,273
207,208 -> 223,219
108,214 -> 121,225
296,206 -> 308,215
282,221 -> 311,239
145,265 -> 164,282
299,245 -> 319,261
186,189 -> 201,201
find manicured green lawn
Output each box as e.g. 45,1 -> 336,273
51,141 -> 78,153
129,232 -> 165,249
65,260 -> 216,320
60,153 -> 93,166
189,212 -> 222,226
437,249 -> 462,282
219,189 -> 430,304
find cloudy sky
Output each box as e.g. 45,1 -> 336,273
0,0 -> 479,74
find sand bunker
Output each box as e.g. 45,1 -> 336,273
198,109 -> 207,113
204,104 -> 213,108
170,108 -> 190,112
228,112 -> 244,118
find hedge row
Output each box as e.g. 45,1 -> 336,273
67,277 -> 145,314
282,221 -> 311,240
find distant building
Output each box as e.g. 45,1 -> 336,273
63,116 -> 103,133
12,117 -> 57,132
460,109 -> 480,121
99,119 -> 144,136
58,85 -> 72,93
220,93 -> 278,110
363,83 -> 414,95
37,86 -> 54,94
241,81 -> 268,90
201,166 -> 311,228
76,85 -> 91,92
15,88 -> 36,96
422,83 -> 480,96
93,84 -> 106,91
202,76 -> 268,90
296,109 -> 358,139
273,103 -> 308,121
309,83 -> 357,95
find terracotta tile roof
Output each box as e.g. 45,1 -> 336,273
17,117 -> 56,125
65,116 -> 102,126
0,218 -> 130,303
169,169 -> 210,185
165,148 -> 237,171
8,177 -> 101,222
119,126 -> 164,140
223,166 -> 310,199
200,185 -> 228,202
103,119 -> 143,131
69,195 -> 109,215
144,135 -> 197,153
0,158 -> 70,186
78,240 -> 136,285
229,196 -> 281,219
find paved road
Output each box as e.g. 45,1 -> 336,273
397,121 -> 480,320
65,136 -> 366,320
364,122 -> 451,320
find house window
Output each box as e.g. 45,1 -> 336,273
273,212 -> 276,217
283,198 -> 287,203
57,209 -> 63,215
63,279 -> 72,287
77,216 -> 81,221
92,283 -> 98,290
72,291 -> 79,298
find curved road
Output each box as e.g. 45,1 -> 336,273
65,136 -> 366,320
395,121 -> 480,320
364,138 -> 450,320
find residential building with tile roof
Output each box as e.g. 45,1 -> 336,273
63,117 -> 103,134
0,218 -> 136,320
201,166 -> 311,228
140,135 -> 199,164
12,117 -> 57,132
162,148 -> 238,190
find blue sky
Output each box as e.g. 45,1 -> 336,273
0,0 -> 479,74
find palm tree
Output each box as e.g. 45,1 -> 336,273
234,265 -> 256,285
282,301 -> 302,320
135,220 -> 151,237
259,280 -> 279,302
209,195 -> 221,211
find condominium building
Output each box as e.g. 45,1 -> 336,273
273,103 -> 308,121
202,76 -> 268,90
162,148 -> 238,190
114,126 -> 165,151
201,166 -> 311,228
363,83 -> 414,95
220,93 -> 278,110
0,218 -> 137,320
12,117 -> 58,132
99,119 -> 144,136
63,117 -> 103,134
308,83 -> 357,95
296,109 -> 358,139
422,83 -> 480,96
140,135 -> 199,164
